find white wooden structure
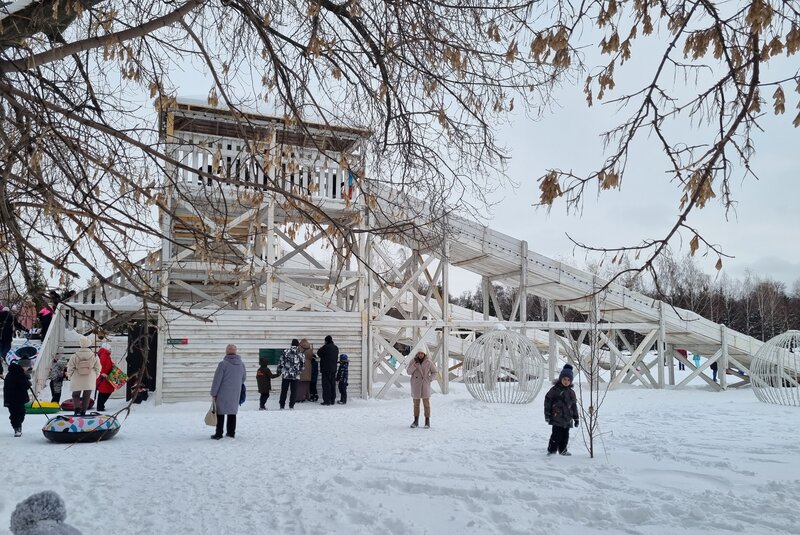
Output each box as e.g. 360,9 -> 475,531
750,330 -> 800,406
35,99 -> 778,404
463,329 -> 546,404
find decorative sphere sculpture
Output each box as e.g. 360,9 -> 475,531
463,329 -> 546,404
750,330 -> 800,407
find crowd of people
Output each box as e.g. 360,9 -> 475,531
209,335 -> 351,440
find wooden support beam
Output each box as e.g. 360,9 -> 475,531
273,226 -> 326,269
451,254 -> 489,267
608,329 -> 659,389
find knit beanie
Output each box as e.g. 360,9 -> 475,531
558,364 -> 574,382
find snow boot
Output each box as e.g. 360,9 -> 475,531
259,406 -> 266,411
424,418 -> 430,429
410,418 -> 419,428
559,450 -> 572,456
210,434 -> 223,440
14,428 -> 22,437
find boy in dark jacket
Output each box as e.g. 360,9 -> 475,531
544,364 -> 580,456
3,357 -> 32,437
335,354 -> 349,405
256,357 -> 280,410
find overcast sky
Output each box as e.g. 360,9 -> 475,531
445,41 -> 800,295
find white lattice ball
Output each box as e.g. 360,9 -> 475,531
751,330 -> 800,407
463,330 -> 545,404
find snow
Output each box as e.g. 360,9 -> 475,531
2,382 -> 799,534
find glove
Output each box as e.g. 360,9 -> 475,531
573,419 -> 579,428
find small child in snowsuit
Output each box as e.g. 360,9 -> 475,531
49,356 -> 68,403
335,354 -> 349,405
544,364 -> 580,456
256,357 -> 280,410
3,357 -> 32,437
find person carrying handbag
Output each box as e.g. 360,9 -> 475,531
209,344 -> 246,439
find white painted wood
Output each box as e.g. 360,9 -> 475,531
159,309 -> 363,403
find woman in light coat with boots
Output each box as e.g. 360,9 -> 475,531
66,336 -> 101,416
407,345 -> 438,428
210,344 -> 247,439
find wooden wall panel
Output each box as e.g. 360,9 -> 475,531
159,310 -> 363,403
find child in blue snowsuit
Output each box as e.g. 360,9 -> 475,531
544,364 -> 579,456
336,354 -> 349,405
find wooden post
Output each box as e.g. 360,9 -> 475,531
548,300 -> 557,382
441,238 -> 450,394
658,301 -> 666,389
667,344 -> 676,386
520,240 -> 528,334
359,211 -> 371,399
720,325 -> 728,390
265,197 -> 275,310
482,275 -> 490,320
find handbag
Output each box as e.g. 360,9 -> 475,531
204,400 -> 217,426
239,383 -> 246,406
106,364 -> 128,390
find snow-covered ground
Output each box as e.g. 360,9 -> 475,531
2,379 -> 799,535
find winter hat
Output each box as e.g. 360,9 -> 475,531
559,364 -> 574,382
415,342 -> 429,357
291,338 -> 300,347
339,354 -> 348,361
79,336 -> 91,349
10,490 -> 83,535
324,335 -> 333,344
17,357 -> 32,368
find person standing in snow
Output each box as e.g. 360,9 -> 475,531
48,355 -> 68,403
95,342 -> 115,411
295,338 -> 316,403
0,306 -> 21,367
318,335 -> 339,405
37,304 -> 54,340
710,360 -> 719,382
210,344 -> 247,439
277,339 -> 304,409
335,354 -> 349,405
256,356 -> 280,410
66,336 -> 101,416
544,364 -> 580,456
407,345 -> 438,429
3,357 -> 31,437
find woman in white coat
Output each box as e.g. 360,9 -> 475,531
66,336 -> 101,416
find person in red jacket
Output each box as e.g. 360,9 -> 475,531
95,344 -> 115,411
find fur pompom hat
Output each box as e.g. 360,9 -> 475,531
10,490 -> 83,535
78,336 -> 91,349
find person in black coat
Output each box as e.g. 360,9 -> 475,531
544,364 -> 580,456
318,335 -> 339,405
3,358 -> 32,437
0,306 -> 26,375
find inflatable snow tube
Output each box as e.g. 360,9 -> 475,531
5,343 -> 39,366
60,398 -> 95,411
42,414 -> 121,443
25,401 -> 61,414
